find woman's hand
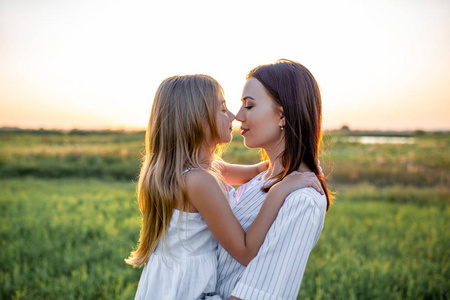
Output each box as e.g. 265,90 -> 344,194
273,171 -> 324,195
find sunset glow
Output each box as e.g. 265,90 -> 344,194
1,0 -> 449,131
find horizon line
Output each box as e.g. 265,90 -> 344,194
1,125 -> 449,133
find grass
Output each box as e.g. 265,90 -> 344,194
0,131 -> 144,180
0,178 -> 141,300
322,135 -> 450,186
299,186 -> 449,300
2,130 -> 449,187
1,178 -> 448,299
1,129 -> 449,299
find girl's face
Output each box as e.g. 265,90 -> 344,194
216,95 -> 235,144
236,77 -> 285,150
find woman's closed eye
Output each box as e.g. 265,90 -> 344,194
242,99 -> 254,110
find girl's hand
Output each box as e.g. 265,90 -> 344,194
256,161 -> 269,173
317,159 -> 324,177
273,172 -> 324,195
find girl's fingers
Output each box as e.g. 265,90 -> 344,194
285,172 -> 324,195
317,183 -> 325,195
299,175 -> 323,195
310,177 -> 323,195
313,179 -> 324,195
312,183 -> 320,194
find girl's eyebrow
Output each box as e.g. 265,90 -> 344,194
242,96 -> 256,101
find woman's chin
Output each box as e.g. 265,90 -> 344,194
243,140 -> 257,149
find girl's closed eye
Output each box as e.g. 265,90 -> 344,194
222,101 -> 229,112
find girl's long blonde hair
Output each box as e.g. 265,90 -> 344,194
125,75 -> 223,267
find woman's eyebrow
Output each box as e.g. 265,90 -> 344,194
242,96 -> 256,101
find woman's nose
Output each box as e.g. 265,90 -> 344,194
235,106 -> 245,123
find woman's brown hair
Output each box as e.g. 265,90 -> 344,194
247,59 -> 333,211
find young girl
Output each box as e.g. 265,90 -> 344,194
125,74 -> 324,300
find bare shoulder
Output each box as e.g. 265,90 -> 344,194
183,169 -> 228,211
184,169 -> 219,190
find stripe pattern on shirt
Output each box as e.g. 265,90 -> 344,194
216,172 -> 327,300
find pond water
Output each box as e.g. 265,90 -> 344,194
337,136 -> 416,144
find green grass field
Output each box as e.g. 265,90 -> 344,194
1,129 -> 449,186
0,178 -> 140,299
1,129 -> 449,299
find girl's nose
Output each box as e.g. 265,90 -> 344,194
228,110 -> 235,121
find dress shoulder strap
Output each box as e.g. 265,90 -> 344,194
181,167 -> 199,175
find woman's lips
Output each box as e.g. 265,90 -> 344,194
241,128 -> 249,135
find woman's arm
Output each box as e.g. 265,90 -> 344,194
219,161 -> 268,185
185,170 -> 322,266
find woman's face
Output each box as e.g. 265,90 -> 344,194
216,95 -> 235,144
236,77 -> 285,150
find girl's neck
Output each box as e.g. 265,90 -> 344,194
197,143 -> 215,168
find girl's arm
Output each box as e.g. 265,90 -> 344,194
219,161 -> 268,185
219,159 -> 324,186
185,170 -> 322,266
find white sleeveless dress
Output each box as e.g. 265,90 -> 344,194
134,168 -> 235,300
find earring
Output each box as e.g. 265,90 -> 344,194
280,125 -> 284,131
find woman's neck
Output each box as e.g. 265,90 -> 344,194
261,147 -> 283,180
262,147 -> 312,180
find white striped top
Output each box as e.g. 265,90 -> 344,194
216,171 -> 327,300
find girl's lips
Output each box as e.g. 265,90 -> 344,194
241,129 -> 249,135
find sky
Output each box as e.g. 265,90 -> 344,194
1,0 -> 449,131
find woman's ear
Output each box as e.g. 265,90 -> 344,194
278,106 -> 285,127
279,116 -> 286,128
280,115 -> 286,127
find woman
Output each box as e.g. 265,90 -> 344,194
216,59 -> 332,300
